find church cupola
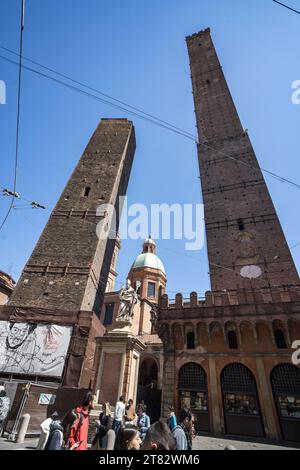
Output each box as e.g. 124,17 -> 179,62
128,237 -> 167,304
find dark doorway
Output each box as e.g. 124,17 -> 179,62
178,362 -> 210,434
137,358 -> 161,423
221,363 -> 264,438
271,364 -> 300,442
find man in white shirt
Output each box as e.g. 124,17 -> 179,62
113,396 -> 125,436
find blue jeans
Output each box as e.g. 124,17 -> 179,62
113,419 -> 122,435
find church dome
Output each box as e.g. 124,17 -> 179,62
131,252 -> 165,274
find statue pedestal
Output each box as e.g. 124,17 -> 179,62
94,326 -> 146,406
107,321 -> 131,335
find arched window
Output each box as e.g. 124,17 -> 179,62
187,332 -> 195,350
274,329 -> 287,349
228,330 -> 238,349
271,363 -> 300,441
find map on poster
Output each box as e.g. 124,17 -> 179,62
0,321 -> 72,377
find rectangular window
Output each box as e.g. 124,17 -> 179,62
83,187 -> 91,197
237,218 -> 244,231
224,394 -> 259,416
103,303 -> 114,325
147,282 -> 156,298
277,396 -> 300,418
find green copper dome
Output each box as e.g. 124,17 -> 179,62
131,252 -> 165,274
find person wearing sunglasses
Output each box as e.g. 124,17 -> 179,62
172,409 -> 194,451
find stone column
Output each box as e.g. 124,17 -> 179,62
161,352 -> 176,418
255,357 -> 280,440
208,357 -> 222,436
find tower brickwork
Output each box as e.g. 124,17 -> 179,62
9,119 -> 136,312
186,29 -> 299,291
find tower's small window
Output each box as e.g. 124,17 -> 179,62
147,282 -> 156,298
237,218 -> 244,231
83,187 -> 91,197
228,330 -> 238,349
187,332 -> 195,350
103,303 -> 114,326
274,329 -> 287,349
206,79 -> 211,85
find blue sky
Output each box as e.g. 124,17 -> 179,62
0,0 -> 299,299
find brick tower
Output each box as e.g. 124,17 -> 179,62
9,118 -> 136,313
186,29 -> 299,291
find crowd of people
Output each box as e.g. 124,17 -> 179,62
35,392 -> 197,451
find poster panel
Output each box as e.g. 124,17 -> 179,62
0,321 -> 72,377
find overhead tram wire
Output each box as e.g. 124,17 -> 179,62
1,49 -> 300,191
0,44 -> 197,140
291,241 -> 300,250
0,46 -> 196,142
272,0 -> 300,15
0,1 -> 25,232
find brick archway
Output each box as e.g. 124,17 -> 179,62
271,363 -> 300,442
137,357 -> 161,423
221,363 -> 264,438
178,362 -> 210,434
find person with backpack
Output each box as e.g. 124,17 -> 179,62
69,391 -> 95,451
91,402 -> 113,450
45,410 -> 80,450
36,411 -> 58,450
172,408 -> 194,451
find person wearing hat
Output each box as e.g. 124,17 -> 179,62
0,385 -> 10,436
36,411 -> 59,450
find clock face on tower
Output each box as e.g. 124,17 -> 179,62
240,265 -> 262,279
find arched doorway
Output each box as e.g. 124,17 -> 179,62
221,363 -> 264,438
137,357 -> 161,423
271,364 -> 300,442
178,362 -> 210,433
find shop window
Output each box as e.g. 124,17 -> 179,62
224,393 -> 260,416
277,396 -> 300,418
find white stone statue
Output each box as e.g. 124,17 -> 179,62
116,278 -> 138,324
